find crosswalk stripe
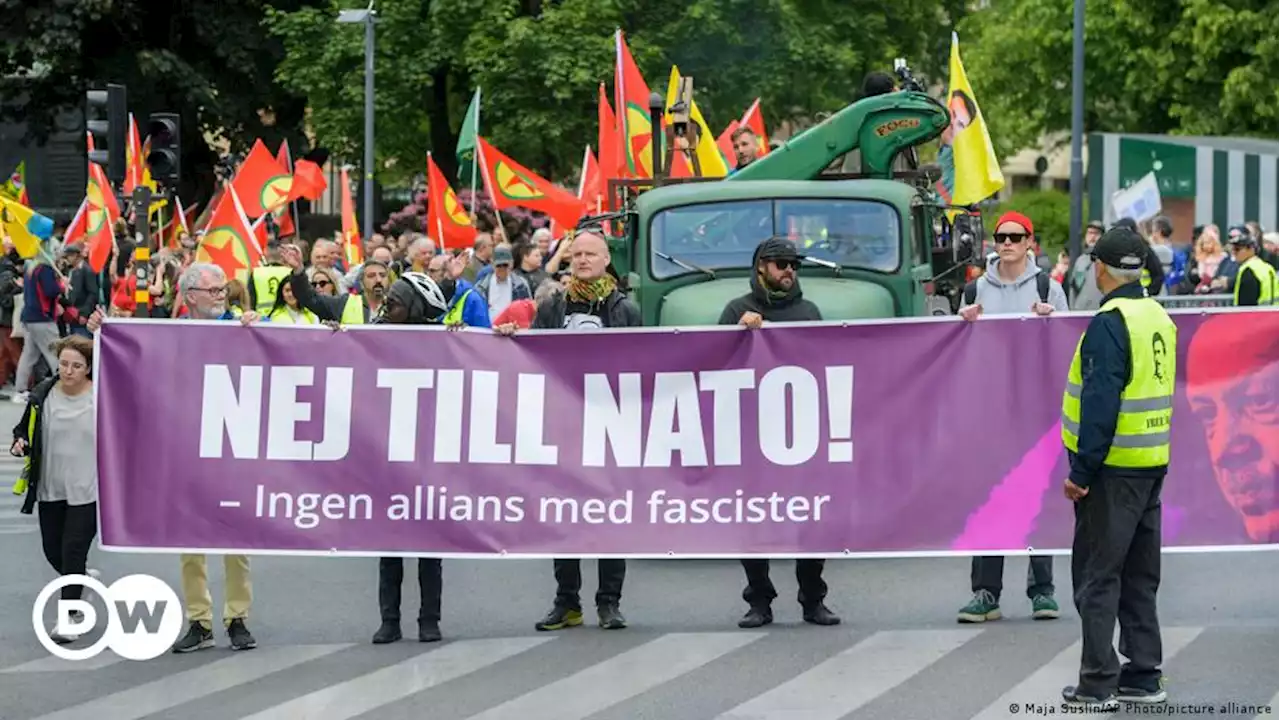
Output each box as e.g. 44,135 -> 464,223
1256,694 -> 1279,720
714,629 -> 983,720
236,637 -> 553,720
1,652 -> 125,674
27,644 -> 351,720
465,632 -> 766,720
967,626 -> 1205,720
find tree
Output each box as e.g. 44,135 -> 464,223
271,0 -> 969,185
0,0 -> 323,204
958,0 -> 1279,160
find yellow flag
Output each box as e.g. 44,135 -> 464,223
664,66 -> 730,178
947,33 -> 1004,206
0,194 -> 52,258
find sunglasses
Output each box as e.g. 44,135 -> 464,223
312,279 -> 332,289
994,233 -> 1028,245
770,259 -> 799,271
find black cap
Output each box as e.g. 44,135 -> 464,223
1091,228 -> 1148,270
1112,217 -> 1139,232
755,237 -> 805,263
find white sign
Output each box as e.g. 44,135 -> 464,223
1111,171 -> 1163,224
32,574 -> 184,661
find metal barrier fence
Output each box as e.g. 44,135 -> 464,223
1155,294 -> 1235,309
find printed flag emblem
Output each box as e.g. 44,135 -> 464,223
261,175 -> 293,215
197,226 -> 254,278
625,104 -> 654,175
496,161 -> 545,201
86,176 -> 110,236
443,188 -> 473,227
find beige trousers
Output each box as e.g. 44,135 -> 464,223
180,554 -> 252,629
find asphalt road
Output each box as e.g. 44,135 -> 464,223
0,403 -> 1275,720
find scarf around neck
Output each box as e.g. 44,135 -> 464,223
567,274 -> 616,304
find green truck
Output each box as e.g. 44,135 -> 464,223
603,89 -> 986,326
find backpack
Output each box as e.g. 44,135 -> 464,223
964,272 -> 1050,307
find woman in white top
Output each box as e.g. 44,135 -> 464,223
11,334 -> 98,644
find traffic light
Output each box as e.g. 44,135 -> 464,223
146,112 -> 181,186
85,83 -> 127,187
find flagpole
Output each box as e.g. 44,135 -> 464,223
475,141 -> 506,238
469,88 -> 480,221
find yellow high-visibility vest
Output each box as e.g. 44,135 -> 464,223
1234,255 -> 1278,306
444,289 -> 473,325
340,294 -> 366,325
250,266 -> 294,314
268,305 -> 319,325
1062,294 -> 1176,469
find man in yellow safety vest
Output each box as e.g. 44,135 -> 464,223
278,244 -> 388,324
1060,227 -> 1176,711
1228,232 -> 1278,306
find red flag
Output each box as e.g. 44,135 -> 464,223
84,162 -> 120,273
717,120 -> 740,168
597,83 -> 622,182
426,153 -> 477,252
273,142 -> 298,237
615,30 -> 657,178
740,99 -> 771,157
196,184 -> 262,283
123,114 -> 144,193
338,167 -> 364,266
287,159 -> 327,202
476,137 -> 585,230
230,139 -> 291,218
578,146 -> 602,215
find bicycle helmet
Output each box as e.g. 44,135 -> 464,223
377,272 -> 449,324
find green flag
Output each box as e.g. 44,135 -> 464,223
456,88 -> 481,185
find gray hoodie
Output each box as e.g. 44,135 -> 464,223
1069,254 -> 1103,311
970,256 -> 1068,314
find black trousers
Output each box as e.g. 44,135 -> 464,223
553,559 -> 625,610
38,501 -> 98,601
741,559 -> 827,608
1072,474 -> 1164,695
971,555 -> 1055,600
378,557 -> 442,625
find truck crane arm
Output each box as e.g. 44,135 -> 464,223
725,91 -> 950,182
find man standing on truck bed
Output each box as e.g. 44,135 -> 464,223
718,237 -> 841,629
957,211 -> 1068,625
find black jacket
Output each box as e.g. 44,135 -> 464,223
1067,282 -> 1167,488
1142,245 -> 1165,297
289,270 -> 371,323
0,253 -> 21,327
532,285 -> 641,329
13,376 -> 58,515
718,269 -> 822,325
68,264 -> 100,324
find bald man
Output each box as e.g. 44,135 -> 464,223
1187,313 -> 1279,543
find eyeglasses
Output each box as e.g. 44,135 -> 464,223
312,280 -> 332,289
770,259 -> 799,271
994,233 -> 1028,245
194,285 -> 228,297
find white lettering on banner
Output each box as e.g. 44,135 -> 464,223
196,364 -> 855,468
255,485 -> 374,529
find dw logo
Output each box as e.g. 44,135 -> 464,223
32,574 -> 184,661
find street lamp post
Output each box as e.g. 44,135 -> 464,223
1068,0 -> 1085,290
338,3 -> 376,240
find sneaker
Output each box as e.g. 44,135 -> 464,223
418,621 -> 442,643
10,392 -> 28,405
802,603 -> 841,626
534,606 -> 583,632
738,606 -> 773,629
1031,594 -> 1060,619
371,621 -> 401,644
597,604 -> 627,630
1118,683 -> 1168,704
86,568 -> 101,580
957,590 -> 1001,623
172,621 -> 215,653
1061,685 -> 1120,711
49,610 -> 85,644
227,618 -> 256,651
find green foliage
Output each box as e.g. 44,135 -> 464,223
958,0 -> 1279,160
270,0 -> 968,184
990,189 -> 1090,257
0,0 -> 321,201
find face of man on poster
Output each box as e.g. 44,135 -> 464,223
1187,314 -> 1279,543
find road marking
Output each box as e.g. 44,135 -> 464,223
465,632 -> 766,720
239,637 -> 553,720
715,629 -> 983,720
1,653 -> 125,673
967,626 -> 1204,720
28,644 -> 351,720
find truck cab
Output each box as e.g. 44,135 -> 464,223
603,85 -> 984,325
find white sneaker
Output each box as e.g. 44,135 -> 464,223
86,568 -> 101,579
49,610 -> 85,644
10,392 -> 28,404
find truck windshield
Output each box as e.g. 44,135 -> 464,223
649,198 -> 900,280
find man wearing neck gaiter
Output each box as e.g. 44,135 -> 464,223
494,226 -> 641,631
718,237 -> 841,629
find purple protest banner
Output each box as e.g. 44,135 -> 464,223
94,308 -> 1278,558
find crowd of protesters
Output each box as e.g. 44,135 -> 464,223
3,196 -> 1273,653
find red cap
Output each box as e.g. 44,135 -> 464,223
995,211 -> 1034,236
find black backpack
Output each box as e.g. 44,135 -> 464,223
964,272 -> 1050,307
